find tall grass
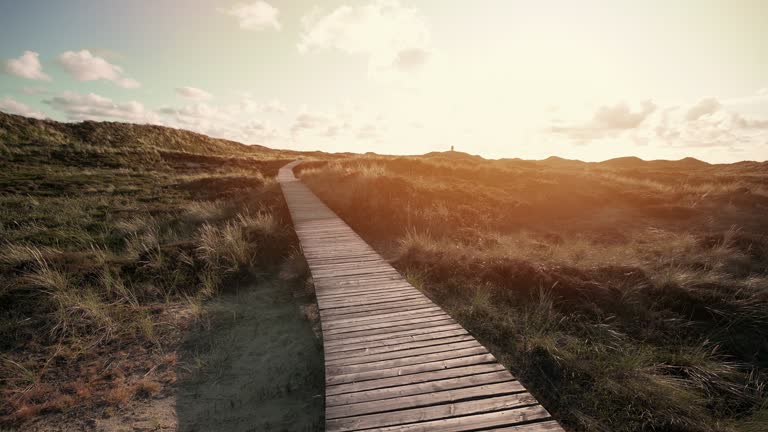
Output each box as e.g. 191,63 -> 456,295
0,112 -> 300,426
299,156 -> 768,432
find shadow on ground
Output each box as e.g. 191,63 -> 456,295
176,276 -> 323,432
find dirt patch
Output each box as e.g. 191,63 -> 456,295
175,277 -> 324,432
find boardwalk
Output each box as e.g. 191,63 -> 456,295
278,161 -> 564,432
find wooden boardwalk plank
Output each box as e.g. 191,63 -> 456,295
326,371 -> 518,406
326,363 -> 508,396
326,353 -> 499,386
278,161 -> 563,432
326,393 -> 540,431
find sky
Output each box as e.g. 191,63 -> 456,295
1,0 -> 767,162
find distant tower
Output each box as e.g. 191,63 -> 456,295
450,145 -> 454,152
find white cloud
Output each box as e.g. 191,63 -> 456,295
224,1 -> 281,31
157,102 -> 231,126
57,50 -> 140,88
3,51 -> 51,81
175,86 -> 213,100
549,96 -> 768,151
239,97 -> 286,114
290,109 -> 341,136
758,88 -> 768,97
298,0 -> 431,79
549,100 -> 657,140
44,91 -> 156,122
156,99 -> 287,144
391,47 -> 430,73
0,96 -> 47,119
242,120 -> 281,142
654,98 -> 768,148
685,97 -> 720,121
261,99 -> 286,114
356,123 -> 380,140
287,104 -> 390,147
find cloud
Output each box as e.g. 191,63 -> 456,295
3,51 -> 51,81
290,110 -> 340,136
44,91 -> 156,122
224,1 -> 281,31
392,48 -> 430,73
261,99 -> 286,114
239,97 -> 286,114
685,97 -> 721,121
550,100 -> 656,140
356,123 -> 379,139
298,0 -> 431,78
242,120 -> 281,142
156,99 -> 287,144
157,102 -> 231,126
175,86 -> 212,100
593,101 -> 657,129
657,98 -> 768,148
57,50 -> 140,88
758,88 -> 768,97
0,96 -> 47,119
549,95 -> 768,149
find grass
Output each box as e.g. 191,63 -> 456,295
0,112 -> 314,427
298,154 -> 768,432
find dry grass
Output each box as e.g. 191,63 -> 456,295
0,112 -> 303,427
299,155 -> 768,432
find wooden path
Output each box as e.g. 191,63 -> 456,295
278,161 -> 564,432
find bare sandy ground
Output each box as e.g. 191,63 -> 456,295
175,277 -> 324,431
17,269 -> 323,432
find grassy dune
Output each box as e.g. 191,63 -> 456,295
298,154 -> 768,432
3,108 -> 766,431
0,113 -> 314,427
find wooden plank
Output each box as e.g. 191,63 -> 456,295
319,300 -> 436,319
326,381 -> 527,419
320,297 -> 433,314
319,287 -> 420,302
316,283 -> 415,297
322,313 -> 449,336
320,304 -> 453,322
322,323 -> 466,348
318,287 -> 421,301
326,353 -> 498,386
326,363 -> 507,396
322,319 -> 457,342
308,258 -> 386,267
314,272 -> 399,282
312,265 -> 393,275
325,340 -> 482,367
319,296 -> 430,312
325,393 -> 540,431
319,293 -> 427,310
326,371 -> 518,407
322,306 -> 443,327
487,421 -> 566,432
324,331 -> 472,357
314,275 -> 405,287
326,346 -> 490,377
322,309 -> 447,331
313,268 -> 401,279
353,406 -> 553,432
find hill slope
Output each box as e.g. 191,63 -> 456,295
0,112 -> 330,429
0,111 -> 278,156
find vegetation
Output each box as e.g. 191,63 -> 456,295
0,112 -> 306,427
3,108 -> 767,431
298,153 -> 768,432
